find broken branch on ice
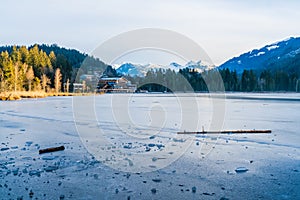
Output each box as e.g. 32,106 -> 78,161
39,145 -> 65,154
177,129 -> 272,134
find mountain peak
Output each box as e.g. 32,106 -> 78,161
218,36 -> 300,74
116,60 -> 212,77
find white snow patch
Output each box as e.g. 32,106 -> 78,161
249,51 -> 265,58
267,45 -> 279,51
283,37 -> 293,42
256,52 -> 265,56
112,64 -> 122,69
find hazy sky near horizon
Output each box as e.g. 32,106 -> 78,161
1,0 -> 300,65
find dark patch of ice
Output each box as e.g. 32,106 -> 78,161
93,174 -> 99,179
29,190 -> 34,198
123,144 -> 132,149
235,167 -> 249,173
152,178 -> 161,183
203,192 -> 214,196
151,188 -> 157,194
173,138 -> 185,143
12,168 -> 19,176
0,147 -> 9,151
152,157 -> 158,162
148,143 -> 156,147
42,155 -> 57,160
220,197 -> 229,200
29,170 -> 41,177
25,141 -> 33,146
44,166 -> 58,172
145,147 -> 151,152
192,186 -> 197,193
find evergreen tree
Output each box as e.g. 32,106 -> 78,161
3,58 -> 15,91
289,73 -> 298,92
241,70 -> 257,91
19,63 -> 29,91
19,46 -> 30,63
260,70 -> 274,91
11,46 -> 21,63
249,70 -> 257,91
274,71 -> 289,91
55,54 -> 72,84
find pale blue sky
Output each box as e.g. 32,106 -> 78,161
1,0 -> 300,65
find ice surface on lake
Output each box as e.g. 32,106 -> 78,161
73,93 -> 227,172
0,94 -> 299,199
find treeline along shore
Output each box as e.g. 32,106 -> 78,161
0,44 -> 108,100
1,44 -> 299,101
126,67 -> 300,93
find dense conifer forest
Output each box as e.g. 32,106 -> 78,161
0,45 -> 107,93
127,68 -> 299,93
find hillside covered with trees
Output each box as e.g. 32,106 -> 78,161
0,44 -> 108,94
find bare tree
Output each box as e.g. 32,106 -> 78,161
26,66 -> 34,92
41,74 -> 51,92
82,80 -> 86,93
54,68 -> 62,93
0,68 -> 6,92
66,78 -> 70,93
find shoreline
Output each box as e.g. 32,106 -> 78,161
1,91 -> 300,101
0,91 -> 95,101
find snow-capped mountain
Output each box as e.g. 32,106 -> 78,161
114,63 -> 144,77
116,61 -> 213,77
115,63 -> 164,77
184,60 -> 214,72
218,37 -> 300,74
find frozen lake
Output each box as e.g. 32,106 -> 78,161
0,93 -> 300,199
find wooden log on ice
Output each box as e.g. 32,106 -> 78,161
177,130 -> 272,134
39,145 -> 65,154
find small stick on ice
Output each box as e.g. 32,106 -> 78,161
177,130 -> 272,134
39,145 -> 65,154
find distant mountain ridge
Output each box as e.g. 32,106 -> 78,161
115,60 -> 213,77
116,37 -> 300,77
218,37 -> 300,74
